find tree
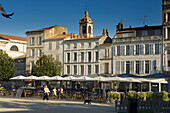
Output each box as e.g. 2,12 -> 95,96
0,50 -> 16,81
32,55 -> 62,77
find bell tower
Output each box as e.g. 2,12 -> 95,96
79,10 -> 93,38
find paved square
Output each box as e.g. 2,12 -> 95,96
0,97 -> 116,113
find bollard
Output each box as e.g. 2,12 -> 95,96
128,98 -> 138,113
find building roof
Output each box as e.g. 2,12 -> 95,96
100,43 -> 112,46
66,36 -> 102,41
45,33 -> 78,40
0,34 -> 26,41
118,25 -> 162,32
26,25 -> 67,34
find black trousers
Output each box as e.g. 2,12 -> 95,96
43,93 -> 49,100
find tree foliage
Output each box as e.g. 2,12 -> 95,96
0,50 -> 16,81
32,55 -> 62,77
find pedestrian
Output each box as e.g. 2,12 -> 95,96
43,85 -> 50,101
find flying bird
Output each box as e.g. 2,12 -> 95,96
0,4 -> 14,19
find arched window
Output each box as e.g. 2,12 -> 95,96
88,26 -> 91,34
10,45 -> 19,51
82,26 -> 86,34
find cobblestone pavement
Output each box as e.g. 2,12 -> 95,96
0,97 -> 116,113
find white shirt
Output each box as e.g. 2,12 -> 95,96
44,87 -> 50,93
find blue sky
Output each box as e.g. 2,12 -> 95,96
0,0 -> 162,38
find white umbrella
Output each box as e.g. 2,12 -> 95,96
48,76 -> 65,81
24,75 -> 39,80
36,76 -> 51,80
10,75 -> 26,80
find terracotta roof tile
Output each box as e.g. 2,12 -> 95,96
45,33 -> 78,40
66,36 -> 102,41
26,25 -> 67,34
0,34 -> 26,41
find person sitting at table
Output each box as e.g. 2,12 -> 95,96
43,85 -> 50,101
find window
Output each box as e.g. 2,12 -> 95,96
121,61 -> 124,73
56,42 -> 59,49
73,43 -> 77,48
74,53 -> 77,62
49,42 -> 52,50
82,26 -> 86,34
56,54 -> 59,61
145,44 -> 149,55
130,45 -> 134,55
95,51 -> 99,61
67,66 -> 70,75
10,45 -> 18,51
105,63 -> 109,74
142,30 -> 148,36
81,65 -> 84,75
88,26 -> 91,34
74,65 -> 77,75
67,53 -> 70,62
155,44 -> 160,54
31,49 -> 34,58
168,28 -> 170,39
120,46 -> 125,56
88,65 -> 91,75
126,61 -> 130,74
136,61 -> 140,74
139,45 -> 144,55
126,45 -> 130,55
117,46 -> 120,56
113,46 -> 116,56
145,61 -> 150,74
116,61 -> 120,74
153,60 -> 156,72
150,44 -> 153,55
88,52 -> 91,62
81,52 -> 84,62
168,60 -> 170,67
155,30 -> 161,35
38,49 -> 42,57
136,45 -> 139,55
88,42 -> 91,48
168,13 -> 170,22
31,37 -> 34,46
130,61 -> 134,74
81,43 -> 84,48
38,37 -> 42,45
105,49 -> 109,58
67,44 -> 70,49
95,65 -> 99,74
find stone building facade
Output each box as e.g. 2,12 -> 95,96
112,24 -> 162,76
64,10 -> 112,76
162,0 -> 170,72
0,34 -> 27,76
25,25 -> 67,74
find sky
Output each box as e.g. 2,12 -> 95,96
0,0 -> 162,38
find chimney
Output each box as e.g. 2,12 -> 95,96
130,26 -> 132,28
116,23 -> 123,31
106,29 -> 109,36
102,29 -> 107,36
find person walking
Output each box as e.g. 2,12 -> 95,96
43,85 -> 50,101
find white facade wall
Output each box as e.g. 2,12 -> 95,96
64,39 -> 100,76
